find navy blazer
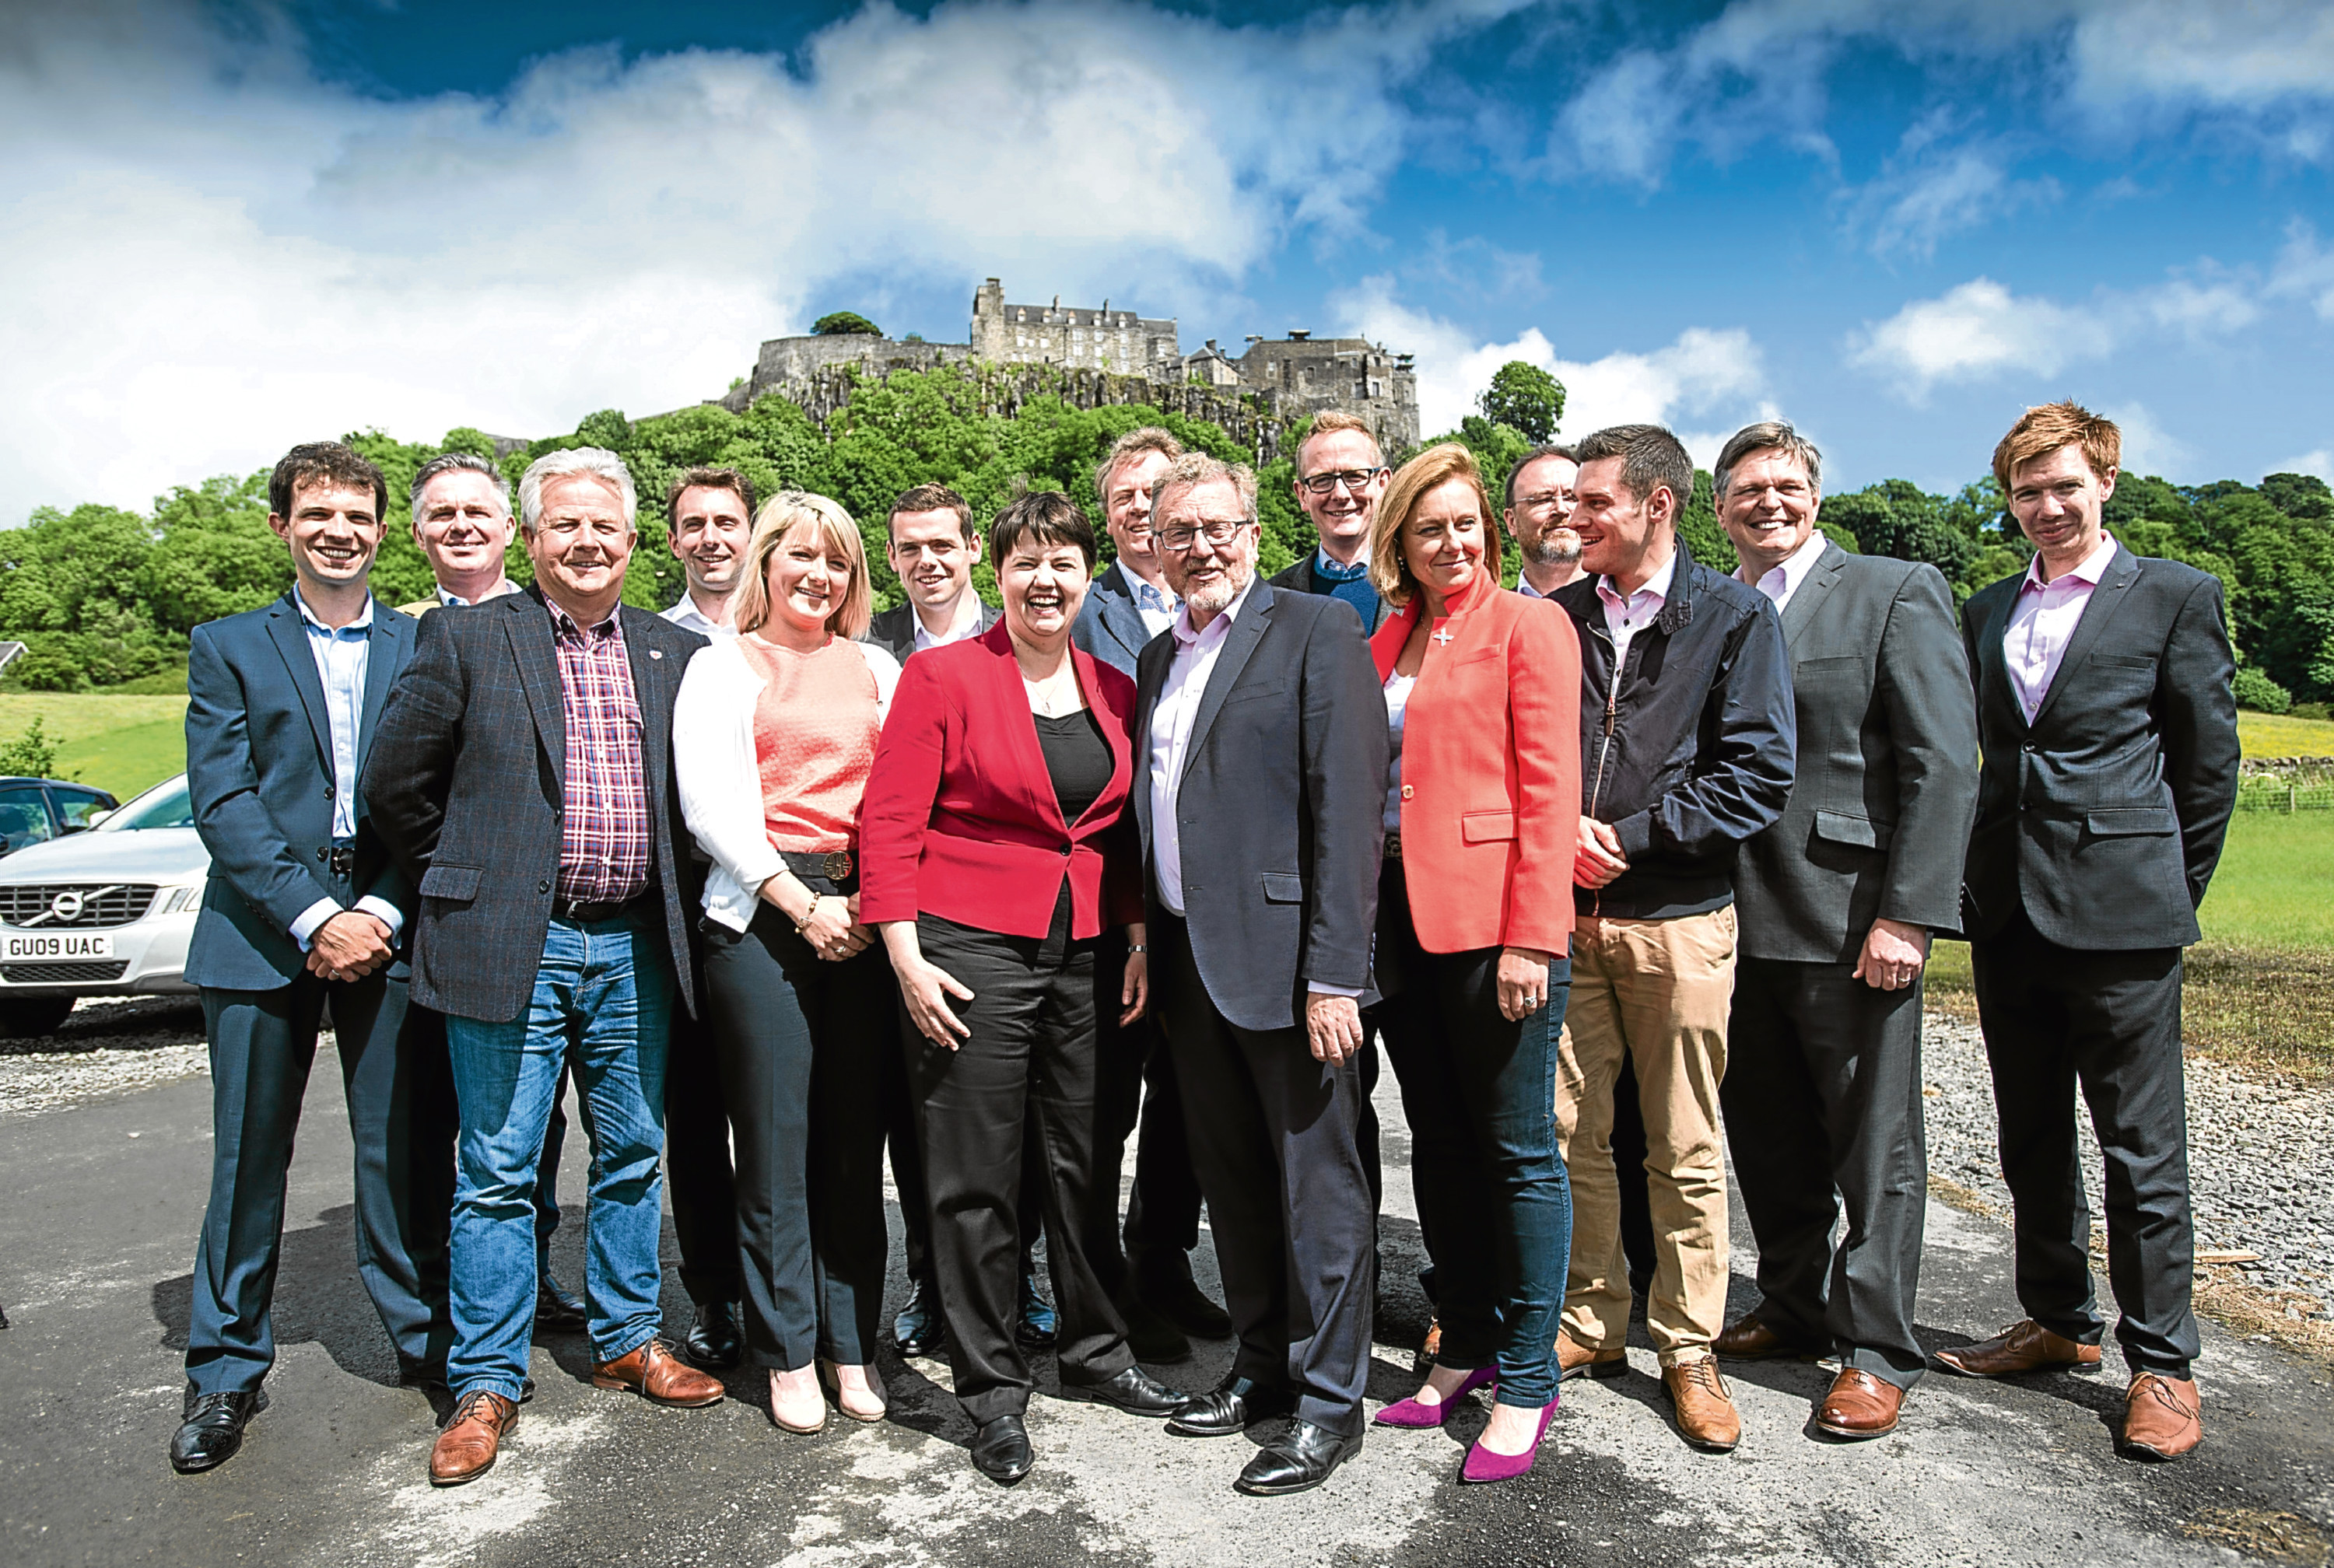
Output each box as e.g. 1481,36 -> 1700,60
1133,580 -> 1387,1033
1071,562 -> 1158,676
184,592 -> 419,992
1960,543 -> 2239,950
362,589 -> 707,1024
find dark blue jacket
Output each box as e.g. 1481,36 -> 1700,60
1071,562 -> 1156,676
184,592 -> 419,991
1552,541 -> 1796,921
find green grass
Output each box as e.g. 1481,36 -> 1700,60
2239,709 -> 2334,758
0,693 -> 188,799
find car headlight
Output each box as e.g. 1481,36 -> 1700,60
159,884 -> 205,914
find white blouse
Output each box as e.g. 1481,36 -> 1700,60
1383,670 -> 1415,836
672,635 -> 902,933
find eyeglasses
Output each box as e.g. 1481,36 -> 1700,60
1298,468 -> 1386,496
1516,492 -> 1573,514
1158,520 -> 1251,552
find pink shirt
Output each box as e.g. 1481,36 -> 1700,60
2003,534 -> 2117,721
1595,549 -> 1677,668
734,635 -> 882,854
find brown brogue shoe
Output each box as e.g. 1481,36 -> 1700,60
593,1338 -> 725,1408
1933,1320 -> 2101,1378
1814,1368 -> 1903,1439
1663,1356 -> 1741,1452
1555,1330 -> 1628,1381
429,1391 -> 517,1486
1713,1316 -> 1817,1360
2118,1373 -> 2203,1461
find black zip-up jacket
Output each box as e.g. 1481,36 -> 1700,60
1551,540 -> 1797,921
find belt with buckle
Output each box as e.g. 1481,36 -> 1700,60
553,890 -> 656,925
780,847 -> 858,891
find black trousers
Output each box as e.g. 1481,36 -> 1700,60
1153,913 -> 1375,1437
1971,911 -> 2198,1376
1088,930 -> 1205,1293
186,968 -> 456,1391
1721,957 -> 1929,1388
703,903 -> 897,1367
908,908 -> 1134,1423
885,1042 -> 1044,1300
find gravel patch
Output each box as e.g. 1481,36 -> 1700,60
1922,1012 -> 2334,1323
0,996 -> 210,1117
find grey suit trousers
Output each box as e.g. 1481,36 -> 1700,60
1720,956 -> 1928,1388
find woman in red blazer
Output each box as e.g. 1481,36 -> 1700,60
859,492 -> 1186,1486
1361,443 -> 1582,1484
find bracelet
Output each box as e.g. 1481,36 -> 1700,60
1127,943 -> 1148,954
792,894 -> 823,936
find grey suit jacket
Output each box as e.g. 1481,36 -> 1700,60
863,598 -> 1001,663
1960,543 -> 2239,950
184,593 -> 419,992
1733,543 -> 1978,964
362,588 -> 707,1023
1071,562 -> 1157,676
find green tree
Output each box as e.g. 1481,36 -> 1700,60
1475,362 -> 1565,444
813,311 -> 882,337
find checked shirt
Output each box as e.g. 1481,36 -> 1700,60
548,600 -> 653,906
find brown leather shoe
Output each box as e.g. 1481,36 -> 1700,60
1555,1330 -> 1627,1381
2119,1373 -> 2203,1461
1713,1315 -> 1818,1360
1933,1320 -> 2101,1378
592,1339 -> 725,1408
1663,1356 -> 1740,1451
1814,1368 -> 1903,1438
429,1391 -> 518,1486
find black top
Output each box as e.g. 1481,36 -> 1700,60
1034,708 -> 1113,826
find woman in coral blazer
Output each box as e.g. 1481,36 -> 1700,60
858,492 -> 1186,1486
1362,443 -> 1582,1485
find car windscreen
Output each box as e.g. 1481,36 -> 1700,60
0,786 -> 55,852
96,777 -> 195,831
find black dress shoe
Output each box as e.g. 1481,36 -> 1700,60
1165,1374 -> 1296,1437
971,1413 -> 1034,1485
1235,1419 -> 1361,1496
535,1272 -> 587,1332
1061,1364 -> 1190,1416
682,1300 -> 744,1370
1132,1248 -> 1234,1339
893,1284 -> 945,1359
170,1388 -> 268,1475
1112,1287 -> 1193,1363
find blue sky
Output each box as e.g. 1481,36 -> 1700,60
3,0 -> 2331,524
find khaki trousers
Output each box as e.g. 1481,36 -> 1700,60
1554,907 -> 1736,1363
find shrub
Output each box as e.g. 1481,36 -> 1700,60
0,717 -> 61,778
2233,667 -> 2293,714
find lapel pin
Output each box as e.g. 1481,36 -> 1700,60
650,649 -> 663,660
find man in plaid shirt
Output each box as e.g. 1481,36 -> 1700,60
367,448 -> 723,1486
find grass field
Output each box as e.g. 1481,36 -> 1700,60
2238,709 -> 2334,758
0,694 -> 189,800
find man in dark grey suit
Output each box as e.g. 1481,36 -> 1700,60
1938,403 -> 2239,1465
862,482 -> 1001,660
1136,453 -> 1387,1497
170,441 -> 451,1474
366,446 -> 724,1486
1707,422 -> 1978,1440
1069,428 -> 1227,1361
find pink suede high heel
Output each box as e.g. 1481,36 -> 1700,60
1459,1397 -> 1559,1484
1374,1365 -> 1498,1428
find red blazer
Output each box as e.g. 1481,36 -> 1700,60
1370,571 -> 1582,955
860,620 -> 1143,940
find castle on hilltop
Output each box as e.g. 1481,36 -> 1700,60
717,278 -> 1420,454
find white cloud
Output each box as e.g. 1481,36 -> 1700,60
2068,0 -> 2334,110
1837,115 -> 2060,258
0,0 -> 1533,524
2269,222 -> 2334,317
2101,402 -> 2195,479
2273,449 -> 2333,482
1330,277 -> 1768,459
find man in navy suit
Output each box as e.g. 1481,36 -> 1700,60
1070,429 -> 1228,1361
170,442 -> 453,1475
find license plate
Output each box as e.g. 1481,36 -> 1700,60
3,933 -> 114,959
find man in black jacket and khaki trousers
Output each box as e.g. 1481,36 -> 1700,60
1705,422 -> 1978,1440
1940,402 -> 2239,1465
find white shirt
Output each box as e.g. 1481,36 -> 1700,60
1148,579 -> 1254,917
912,595 -> 987,654
672,637 -> 902,932
437,579 -> 520,608
1596,549 -> 1678,667
286,589 -> 403,950
2003,533 -> 2117,721
1383,671 -> 1416,835
661,594 -> 737,640
1740,530 -> 1828,612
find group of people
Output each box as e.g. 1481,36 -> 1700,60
165,394 -> 2240,1500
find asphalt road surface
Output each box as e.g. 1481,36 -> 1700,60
4,1043 -> 2331,1567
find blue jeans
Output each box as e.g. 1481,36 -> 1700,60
443,911 -> 675,1401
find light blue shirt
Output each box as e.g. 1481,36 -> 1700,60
287,588 -> 402,950
1125,571 -> 1181,638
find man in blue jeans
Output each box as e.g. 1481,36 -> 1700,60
366,446 -> 721,1486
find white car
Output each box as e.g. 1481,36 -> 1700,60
0,773 -> 205,1037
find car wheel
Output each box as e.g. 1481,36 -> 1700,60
0,996 -> 75,1038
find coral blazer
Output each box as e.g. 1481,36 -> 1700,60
860,619 -> 1142,940
1369,570 -> 1582,956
